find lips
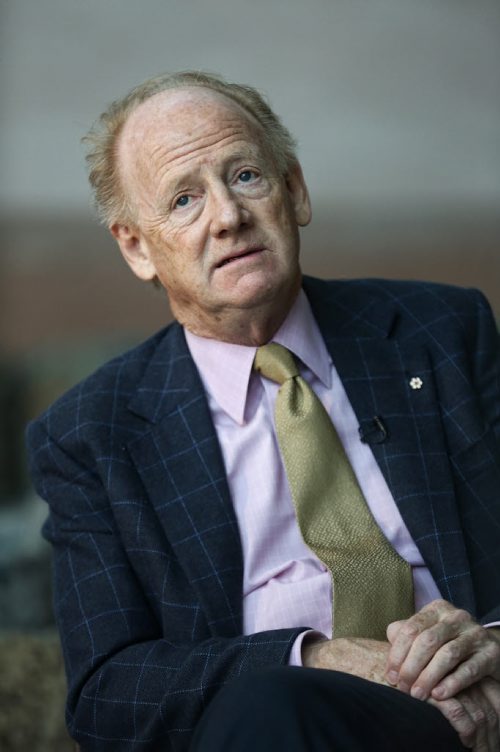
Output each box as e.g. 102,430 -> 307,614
215,246 -> 265,268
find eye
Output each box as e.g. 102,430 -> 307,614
174,194 -> 191,209
237,170 -> 257,183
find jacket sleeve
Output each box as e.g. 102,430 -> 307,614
450,289 -> 500,624
26,417 -> 304,752
471,289 -> 500,448
471,290 -> 500,623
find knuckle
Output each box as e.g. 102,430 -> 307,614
444,608 -> 470,630
420,629 -> 439,649
432,599 -> 451,611
437,699 -> 476,739
487,640 -> 500,660
470,708 -> 486,726
401,622 -> 420,639
469,624 -> 488,651
468,624 -> 484,642
447,700 -> 469,724
461,660 -> 480,681
423,599 -> 447,619
443,642 -> 461,662
454,609 -> 471,623
482,675 -> 499,691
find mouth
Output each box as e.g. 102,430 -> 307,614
215,246 -> 266,268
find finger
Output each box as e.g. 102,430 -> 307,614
485,711 -> 500,752
408,631 -> 477,700
480,676 -> 500,717
386,604 -> 448,684
394,609 -> 474,696
431,631 -> 500,701
386,619 -> 406,644
459,689 -> 492,752
428,696 -> 478,749
397,621 -> 465,695
480,679 -> 500,749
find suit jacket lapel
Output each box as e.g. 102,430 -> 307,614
126,323 -> 243,636
304,277 -> 476,612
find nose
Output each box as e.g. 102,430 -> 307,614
208,186 -> 249,237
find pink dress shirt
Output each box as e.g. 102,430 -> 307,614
185,290 -> 443,663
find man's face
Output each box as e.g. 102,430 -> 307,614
113,88 -> 311,337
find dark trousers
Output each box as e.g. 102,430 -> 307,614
190,666 -> 465,751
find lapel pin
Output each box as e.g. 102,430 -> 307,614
409,376 -> 423,390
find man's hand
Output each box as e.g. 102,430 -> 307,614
385,600 -> 500,701
428,677 -> 500,751
303,630 -> 500,750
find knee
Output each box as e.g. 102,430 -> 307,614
210,665 -> 309,721
191,666 -> 312,752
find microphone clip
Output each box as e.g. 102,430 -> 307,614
358,416 -> 388,445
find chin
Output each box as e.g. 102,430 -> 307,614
231,264 -> 299,302
229,276 -> 291,309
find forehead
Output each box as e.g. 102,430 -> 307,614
118,87 -> 266,184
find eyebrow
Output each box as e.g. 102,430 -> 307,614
165,147 -> 264,194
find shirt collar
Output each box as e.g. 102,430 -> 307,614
184,289 -> 332,425
273,289 -> 332,389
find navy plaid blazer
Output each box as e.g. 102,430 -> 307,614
27,277 -> 500,751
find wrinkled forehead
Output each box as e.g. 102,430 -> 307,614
117,87 -> 266,181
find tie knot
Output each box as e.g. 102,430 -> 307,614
254,343 -> 299,385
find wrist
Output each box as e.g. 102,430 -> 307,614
301,635 -> 330,669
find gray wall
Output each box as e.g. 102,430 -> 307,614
1,0 -> 499,363
2,0 -> 500,212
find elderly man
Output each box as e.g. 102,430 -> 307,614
27,72 -> 500,751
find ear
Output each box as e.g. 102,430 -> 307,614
110,222 -> 157,281
285,162 -> 312,227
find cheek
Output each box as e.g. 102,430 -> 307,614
156,223 -> 204,260
269,199 -> 300,242
265,189 -> 295,222
151,238 -> 202,290
147,225 -> 180,265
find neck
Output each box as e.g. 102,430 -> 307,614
174,280 -> 301,346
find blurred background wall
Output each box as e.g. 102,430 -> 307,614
0,1 -> 499,746
1,0 -> 499,365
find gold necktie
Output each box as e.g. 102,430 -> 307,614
254,342 -> 414,640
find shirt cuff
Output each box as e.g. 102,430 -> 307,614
288,630 -> 328,667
